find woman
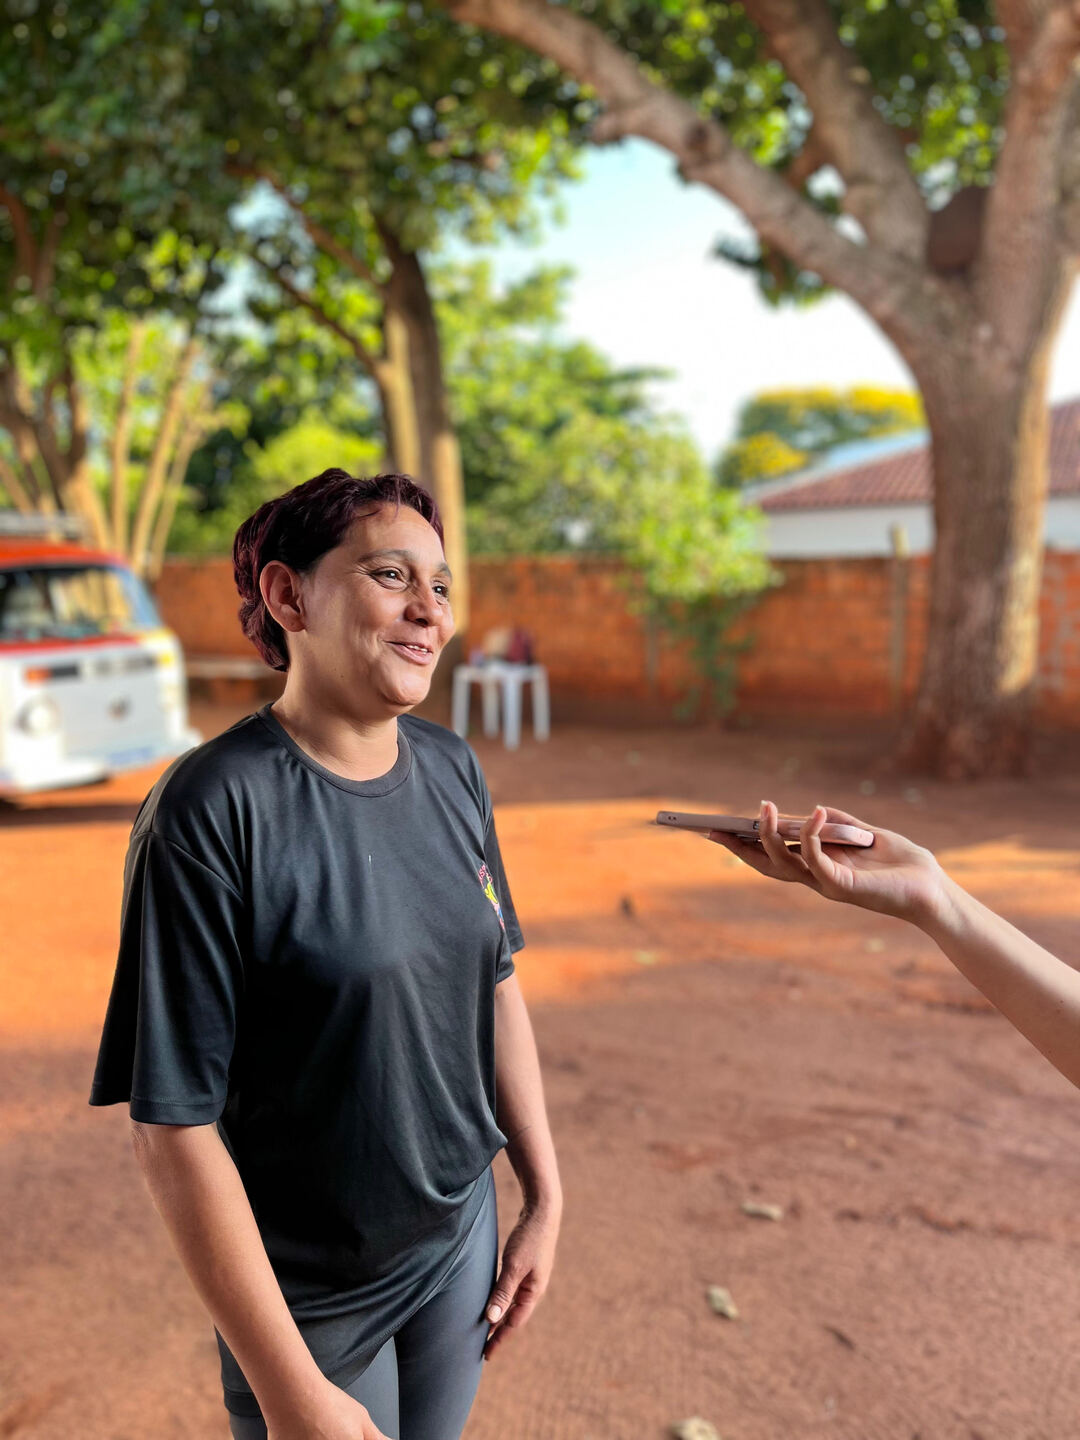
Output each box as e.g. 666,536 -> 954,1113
712,800 -> 1080,1090
91,470 -> 561,1440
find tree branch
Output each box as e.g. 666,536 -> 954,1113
109,321 -> 147,554
63,357 -> 89,474
228,162 -> 386,295
0,185 -> 37,286
976,4 -> 1080,345
33,208 -> 63,298
437,0 -> 932,341
61,356 -> 110,545
0,362 -> 53,507
129,336 -> 199,568
252,250 -> 381,375
18,376 -> 67,506
296,210 -> 384,293
147,397 -> 209,581
783,126 -> 829,190
0,452 -> 35,512
997,0 -> 1062,63
741,0 -> 927,258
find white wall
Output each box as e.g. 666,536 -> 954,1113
758,497 -> 1080,558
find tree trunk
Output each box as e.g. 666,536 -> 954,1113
374,307 -> 421,477
129,338 -> 198,574
381,231 -> 470,636
61,366 -> 110,547
147,417 -> 203,583
62,455 -> 110,548
109,321 -> 147,555
0,456 -> 34,512
899,316 -> 1068,777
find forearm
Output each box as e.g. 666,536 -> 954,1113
921,878 -> 1080,1088
131,1121 -> 325,1427
494,974 -> 562,1215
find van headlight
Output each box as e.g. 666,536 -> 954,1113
17,696 -> 61,736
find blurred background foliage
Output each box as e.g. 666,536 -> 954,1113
0,0 -> 984,672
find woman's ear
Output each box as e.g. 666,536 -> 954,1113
260,561 -> 306,637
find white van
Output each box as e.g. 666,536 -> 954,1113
0,515 -> 200,797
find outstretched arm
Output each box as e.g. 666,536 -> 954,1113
710,801 -> 1080,1090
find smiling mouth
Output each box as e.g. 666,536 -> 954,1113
388,641 -> 435,664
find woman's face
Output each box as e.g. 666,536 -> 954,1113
268,504 -> 455,715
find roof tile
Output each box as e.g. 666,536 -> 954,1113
759,398 -> 1080,512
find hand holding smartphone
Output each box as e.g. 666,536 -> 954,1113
656,810 -> 875,847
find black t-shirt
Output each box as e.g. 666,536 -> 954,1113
90,706 -> 523,1409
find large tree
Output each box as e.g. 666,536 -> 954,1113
186,0 -> 581,633
0,2 -> 581,613
431,0 -> 1080,777
0,3 -> 236,566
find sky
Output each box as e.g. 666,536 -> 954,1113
468,139 -> 1080,464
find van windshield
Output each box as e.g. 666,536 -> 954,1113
0,564 -> 161,643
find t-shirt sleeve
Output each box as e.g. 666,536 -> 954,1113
483,806 -> 524,982
89,830 -> 246,1124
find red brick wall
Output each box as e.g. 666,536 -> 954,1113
156,551 -> 1080,728
725,556 -> 931,716
155,558 -> 258,659
1038,551 -> 1080,727
469,553 -> 1080,727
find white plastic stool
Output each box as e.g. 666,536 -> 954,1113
451,662 -> 550,750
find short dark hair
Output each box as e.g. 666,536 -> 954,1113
233,469 -> 444,671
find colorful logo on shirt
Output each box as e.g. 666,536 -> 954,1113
478,863 -> 506,932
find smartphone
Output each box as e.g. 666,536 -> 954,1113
655,810 -> 874,847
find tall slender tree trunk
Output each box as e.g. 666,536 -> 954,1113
147,417 -> 204,583
380,228 -> 470,636
110,321 -> 146,555
62,457 -> 110,547
899,287 -> 1072,777
374,306 -> 422,477
0,457 -> 33,512
129,338 -> 198,573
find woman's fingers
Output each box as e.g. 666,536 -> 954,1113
485,1262 -> 523,1332
758,801 -> 815,885
816,804 -> 876,833
708,826 -> 810,884
799,806 -> 843,890
484,1286 -> 540,1359
706,830 -> 782,877
484,1212 -> 557,1360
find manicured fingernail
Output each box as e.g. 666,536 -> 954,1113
487,1305 -> 502,1322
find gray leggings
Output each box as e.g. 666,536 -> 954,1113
228,1180 -> 498,1440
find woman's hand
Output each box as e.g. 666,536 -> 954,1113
484,1201 -> 561,1360
267,1382 -> 392,1440
708,800 -> 948,925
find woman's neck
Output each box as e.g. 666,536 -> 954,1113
270,685 -> 400,783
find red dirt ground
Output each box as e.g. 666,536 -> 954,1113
2,705 -> 1080,1439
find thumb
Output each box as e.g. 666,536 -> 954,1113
486,1261 -> 523,1324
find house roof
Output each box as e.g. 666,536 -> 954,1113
758,398 -> 1080,512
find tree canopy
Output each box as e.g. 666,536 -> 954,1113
433,0 -> 1080,772
716,385 -> 924,485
